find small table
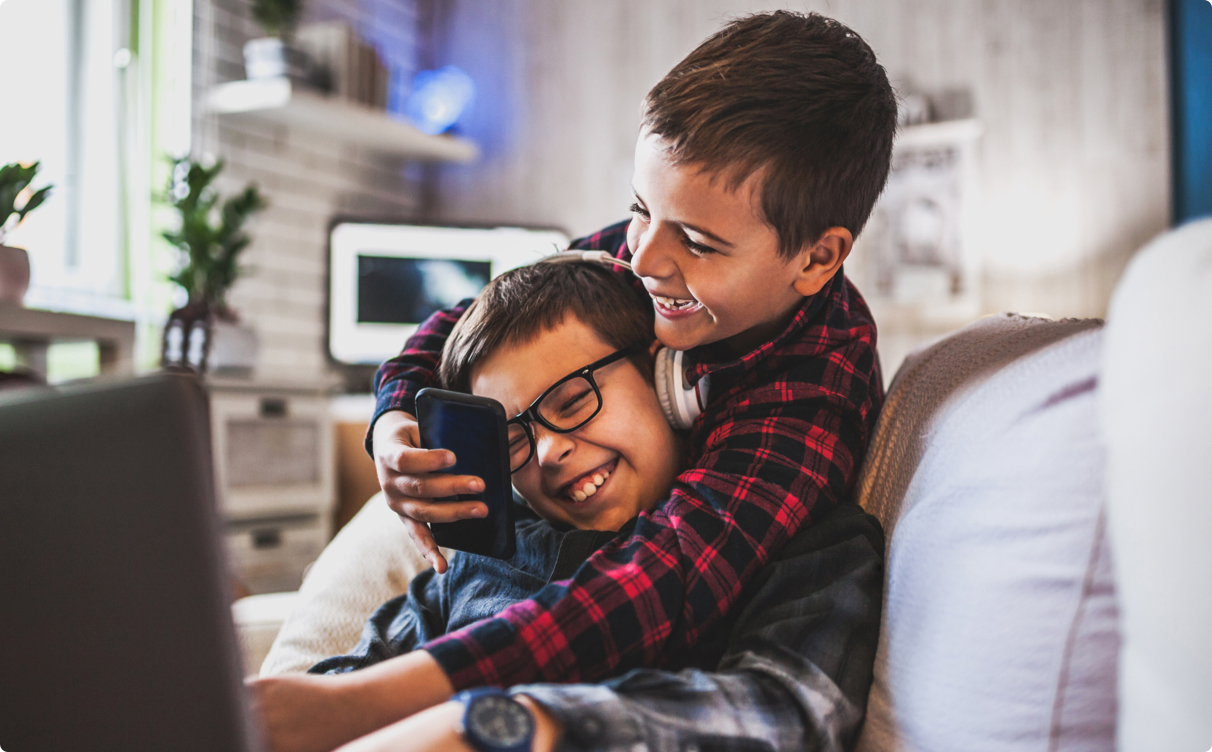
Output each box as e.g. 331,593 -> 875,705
0,304 -> 136,377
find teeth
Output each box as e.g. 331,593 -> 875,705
654,295 -> 698,310
567,469 -> 611,502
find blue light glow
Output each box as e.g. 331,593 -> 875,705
405,66 -> 476,135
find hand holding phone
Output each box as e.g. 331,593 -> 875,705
415,388 -> 516,560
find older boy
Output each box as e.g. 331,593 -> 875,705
247,9 -> 894,745
370,8 -> 894,694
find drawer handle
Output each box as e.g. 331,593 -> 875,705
252,529 -> 282,549
259,397 -> 288,417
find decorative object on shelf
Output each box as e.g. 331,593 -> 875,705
161,157 -> 267,374
406,66 -> 476,135
850,119 -> 983,322
0,161 -> 53,306
295,21 -> 389,108
244,0 -> 309,82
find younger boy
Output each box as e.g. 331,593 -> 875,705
314,260 -> 685,673
370,8 -> 895,696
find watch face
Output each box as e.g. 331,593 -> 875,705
467,695 -> 534,747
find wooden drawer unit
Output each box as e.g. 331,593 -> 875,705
207,379 -> 336,593
224,514 -> 328,595
207,379 -> 335,524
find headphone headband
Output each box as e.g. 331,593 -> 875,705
541,250 -> 634,273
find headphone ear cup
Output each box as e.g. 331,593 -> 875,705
655,346 -> 680,429
654,347 -> 702,431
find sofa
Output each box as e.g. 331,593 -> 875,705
235,219 -> 1212,751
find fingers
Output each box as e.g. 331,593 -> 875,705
384,471 -> 484,501
393,497 -> 488,524
380,445 -> 455,475
401,515 -> 449,574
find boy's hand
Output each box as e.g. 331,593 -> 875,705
248,673 -> 379,752
249,651 -> 457,752
372,410 -> 488,574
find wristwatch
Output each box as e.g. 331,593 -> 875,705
454,687 -> 536,752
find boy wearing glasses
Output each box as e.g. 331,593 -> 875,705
274,261 -> 883,752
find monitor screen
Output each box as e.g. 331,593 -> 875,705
357,256 -> 492,325
329,222 -> 569,366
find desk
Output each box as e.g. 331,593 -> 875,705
0,304 -> 136,376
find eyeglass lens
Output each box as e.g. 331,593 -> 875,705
506,375 -> 601,472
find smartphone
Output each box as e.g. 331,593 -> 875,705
415,387 -> 516,560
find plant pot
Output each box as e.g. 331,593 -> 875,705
244,37 -> 309,82
209,318 -> 259,375
0,244 -> 31,305
161,304 -> 258,375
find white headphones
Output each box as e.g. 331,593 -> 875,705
654,346 -> 709,430
544,250 -> 708,430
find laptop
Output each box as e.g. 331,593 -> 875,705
0,375 -> 263,752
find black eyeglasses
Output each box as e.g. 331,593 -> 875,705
506,342 -> 646,473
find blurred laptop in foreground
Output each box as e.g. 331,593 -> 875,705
0,375 -> 263,752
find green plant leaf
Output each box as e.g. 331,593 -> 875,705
0,161 -> 51,230
161,156 -> 267,309
251,0 -> 304,37
17,185 -> 52,222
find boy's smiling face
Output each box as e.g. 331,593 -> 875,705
627,131 -> 845,354
470,315 -> 681,532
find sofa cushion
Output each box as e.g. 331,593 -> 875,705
855,314 -> 1114,752
259,493 -> 453,675
1101,219 -> 1212,752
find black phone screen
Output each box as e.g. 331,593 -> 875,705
415,388 -> 516,560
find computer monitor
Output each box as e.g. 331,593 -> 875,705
328,221 -> 569,365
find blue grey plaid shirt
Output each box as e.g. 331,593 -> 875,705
513,502 -> 884,752
317,502 -> 883,752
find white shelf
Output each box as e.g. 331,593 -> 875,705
896,118 -> 983,148
206,77 -> 479,163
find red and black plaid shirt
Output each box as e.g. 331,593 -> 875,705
368,220 -> 884,689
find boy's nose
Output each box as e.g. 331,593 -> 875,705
630,225 -> 678,281
533,424 -> 575,466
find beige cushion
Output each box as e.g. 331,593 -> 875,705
855,314 -> 1114,752
1101,219 -> 1212,752
258,493 -> 454,675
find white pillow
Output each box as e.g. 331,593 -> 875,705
1101,219 -> 1212,752
259,493 -> 453,675
855,315 -> 1114,752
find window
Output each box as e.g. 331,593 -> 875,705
0,0 -> 192,370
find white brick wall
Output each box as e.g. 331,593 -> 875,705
429,0 -> 1169,378
192,0 -> 425,384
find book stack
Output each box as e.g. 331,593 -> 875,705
295,21 -> 389,110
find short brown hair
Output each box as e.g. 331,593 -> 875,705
438,261 -> 655,394
642,11 -> 897,259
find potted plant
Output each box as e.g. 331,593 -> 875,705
161,157 -> 267,374
243,0 -> 308,81
0,162 -> 53,306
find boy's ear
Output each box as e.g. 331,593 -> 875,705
792,227 -> 853,297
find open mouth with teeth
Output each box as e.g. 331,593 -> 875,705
651,294 -> 704,315
560,458 -> 618,503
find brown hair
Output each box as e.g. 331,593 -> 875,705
438,261 -> 655,394
642,11 -> 897,259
